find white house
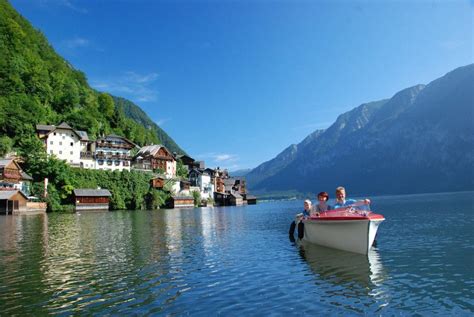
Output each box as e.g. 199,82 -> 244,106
95,134 -> 137,172
189,168 -> 214,200
37,122 -> 86,167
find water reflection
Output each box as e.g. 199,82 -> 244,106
298,240 -> 388,292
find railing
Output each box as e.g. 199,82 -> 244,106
96,142 -> 133,150
80,152 -> 94,158
83,152 -> 132,160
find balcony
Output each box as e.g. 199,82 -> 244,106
96,142 -> 133,150
94,153 -> 132,160
80,151 -> 94,159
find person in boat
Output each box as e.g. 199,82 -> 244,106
333,186 -> 370,209
289,199 -> 312,239
312,191 -> 332,216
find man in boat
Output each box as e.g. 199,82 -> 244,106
333,186 -> 370,209
289,199 -> 312,239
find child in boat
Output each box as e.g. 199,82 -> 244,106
289,199 -> 312,239
312,191 -> 332,216
333,186 -> 370,209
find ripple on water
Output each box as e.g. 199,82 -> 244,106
0,193 -> 473,315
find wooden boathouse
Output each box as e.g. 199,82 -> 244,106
73,189 -> 112,211
0,190 -> 28,214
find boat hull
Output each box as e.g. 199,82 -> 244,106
303,216 -> 384,254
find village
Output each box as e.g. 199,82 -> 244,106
0,122 -> 256,214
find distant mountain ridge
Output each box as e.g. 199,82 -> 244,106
247,64 -> 474,195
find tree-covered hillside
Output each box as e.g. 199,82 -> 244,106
113,96 -> 185,154
0,0 -> 185,155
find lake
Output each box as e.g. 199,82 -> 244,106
0,191 -> 473,315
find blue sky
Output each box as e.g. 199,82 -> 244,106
10,0 -> 473,171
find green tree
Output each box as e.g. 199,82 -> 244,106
0,136 -> 13,156
176,159 -> 188,179
192,190 -> 201,207
98,92 -> 114,119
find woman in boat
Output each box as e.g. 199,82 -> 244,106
289,199 -> 312,239
312,191 -> 332,216
333,186 -> 370,209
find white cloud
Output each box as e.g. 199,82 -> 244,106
197,152 -> 238,162
37,0 -> 88,13
156,118 -> 170,126
63,37 -> 90,49
215,154 -> 237,162
91,71 -> 159,103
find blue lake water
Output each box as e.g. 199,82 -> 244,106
0,191 -> 473,315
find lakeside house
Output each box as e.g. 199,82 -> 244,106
73,189 -> 112,211
189,168 -> 214,200
133,145 -> 177,178
0,190 -> 29,214
94,135 -> 137,171
0,158 -> 33,196
169,196 -> 194,208
36,122 -> 92,168
37,123 -> 137,172
32,121 -> 257,209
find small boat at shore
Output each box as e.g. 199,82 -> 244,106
303,205 -> 385,255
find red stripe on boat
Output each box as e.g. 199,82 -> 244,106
308,212 -> 385,221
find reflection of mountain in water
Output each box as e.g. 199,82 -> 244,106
299,242 -> 387,290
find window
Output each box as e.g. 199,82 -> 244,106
53,132 -> 56,135
50,150 -> 53,154
98,160 -> 104,165
70,151 -> 73,155
62,136 -> 65,139
59,151 -> 62,154
71,134 -> 74,137
59,141 -> 62,146
70,142 -> 73,146
50,141 -> 53,145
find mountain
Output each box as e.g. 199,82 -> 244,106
229,168 -> 253,177
113,96 -> 185,154
0,1 -> 185,155
247,64 -> 474,196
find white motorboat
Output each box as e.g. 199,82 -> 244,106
303,206 -> 385,254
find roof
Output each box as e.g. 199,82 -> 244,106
20,171 -> 33,181
57,122 -> 74,130
224,179 -> 236,186
0,190 -> 28,200
176,154 -> 195,162
73,189 -> 112,197
0,159 -> 13,168
76,130 -> 89,141
97,134 -> 138,148
230,192 -> 243,199
136,144 -> 174,158
36,122 -> 82,139
36,124 -> 55,131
